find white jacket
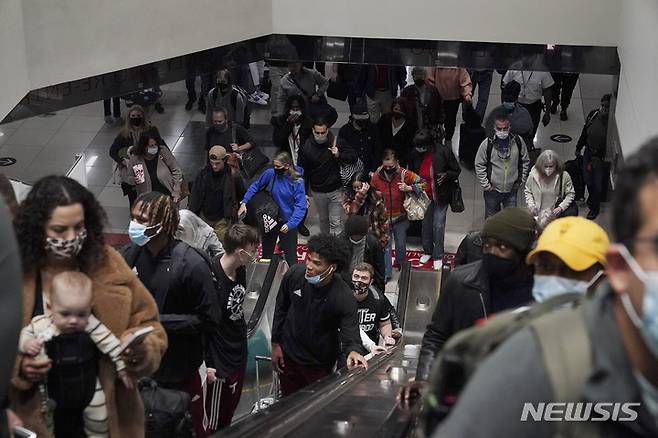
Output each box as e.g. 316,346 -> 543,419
524,167 -> 575,212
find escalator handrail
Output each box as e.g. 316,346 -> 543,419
396,261 -> 412,330
246,254 -> 283,337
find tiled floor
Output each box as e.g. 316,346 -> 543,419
0,72 -> 605,268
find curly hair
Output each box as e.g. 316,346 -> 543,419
307,233 -> 351,272
134,191 -> 179,239
15,176 -> 107,273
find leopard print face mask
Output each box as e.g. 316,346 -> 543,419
45,229 -> 87,259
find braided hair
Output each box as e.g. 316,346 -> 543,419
134,192 -> 179,239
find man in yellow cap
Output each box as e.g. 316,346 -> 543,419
526,216 -> 609,302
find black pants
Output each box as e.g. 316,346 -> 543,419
54,408 -> 86,438
261,225 -> 298,267
185,73 -> 215,102
103,98 -> 121,118
551,73 -> 579,110
443,99 -> 461,142
520,100 -> 543,138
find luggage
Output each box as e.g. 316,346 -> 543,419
458,123 -> 486,170
564,156 -> 584,200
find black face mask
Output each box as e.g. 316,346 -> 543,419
212,122 -> 228,133
481,253 -> 520,281
218,83 -> 229,93
130,117 -> 144,127
383,166 -> 398,176
354,119 -> 369,129
274,167 -> 286,176
352,280 -> 369,295
392,112 -> 405,120
414,79 -> 425,87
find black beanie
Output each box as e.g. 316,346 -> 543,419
344,215 -> 369,237
481,208 -> 536,253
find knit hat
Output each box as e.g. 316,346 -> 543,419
526,217 -> 609,271
481,208 -> 536,253
344,215 -> 369,238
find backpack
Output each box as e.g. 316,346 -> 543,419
421,292 -> 591,436
485,134 -> 525,188
139,378 -> 195,438
211,85 -> 252,129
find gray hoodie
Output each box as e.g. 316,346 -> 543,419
475,135 -> 530,193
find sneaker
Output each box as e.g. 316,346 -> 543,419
256,90 -> 269,100
104,116 -> 114,124
297,224 -> 310,237
154,102 -> 165,114
433,260 -> 443,271
560,110 -> 568,121
185,97 -> 195,111
419,254 -> 432,265
586,210 -> 598,220
248,92 -> 268,106
550,103 -> 558,114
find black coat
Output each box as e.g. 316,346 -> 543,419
455,231 -> 483,266
377,114 -> 418,167
272,115 -> 313,157
189,166 -> 245,222
338,121 -> 382,173
408,144 -> 461,203
339,233 -> 386,293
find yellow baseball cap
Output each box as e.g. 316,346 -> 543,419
526,217 -> 610,271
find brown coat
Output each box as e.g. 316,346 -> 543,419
9,245 -> 168,438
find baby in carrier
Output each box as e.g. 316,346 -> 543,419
19,271 -> 134,437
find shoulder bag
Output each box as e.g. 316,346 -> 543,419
401,169 -> 431,221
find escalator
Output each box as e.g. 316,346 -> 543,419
221,262 -> 441,437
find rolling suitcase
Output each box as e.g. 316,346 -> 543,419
459,104 -> 486,170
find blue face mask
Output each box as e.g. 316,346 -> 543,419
618,245 -> 658,359
128,220 -> 161,247
532,274 -> 590,302
305,265 -> 334,285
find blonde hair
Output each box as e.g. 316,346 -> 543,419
120,105 -> 151,141
51,271 -> 93,308
273,151 -> 301,181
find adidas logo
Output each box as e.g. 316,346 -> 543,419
262,213 -> 278,233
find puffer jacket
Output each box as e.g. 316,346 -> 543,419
370,166 -> 428,223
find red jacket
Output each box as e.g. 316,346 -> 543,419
371,166 -> 427,223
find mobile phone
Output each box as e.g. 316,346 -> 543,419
14,426 -> 37,438
116,326 -> 155,355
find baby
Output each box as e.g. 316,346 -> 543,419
19,271 -> 133,437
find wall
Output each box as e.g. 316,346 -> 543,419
272,0 -> 620,46
0,0 -> 30,125
615,0 -> 658,155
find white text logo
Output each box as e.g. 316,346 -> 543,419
520,402 -> 640,422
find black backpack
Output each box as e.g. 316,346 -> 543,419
139,378 -> 195,438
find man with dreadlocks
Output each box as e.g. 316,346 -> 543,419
121,191 -> 221,437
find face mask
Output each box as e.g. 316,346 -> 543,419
544,167 -> 555,177
354,119 -> 369,129
45,229 -> 87,259
314,134 -> 328,144
415,145 -> 428,153
241,249 -> 258,264
218,83 -> 229,93
349,236 -> 365,245
305,265 -> 333,285
414,79 -> 425,87
599,106 -> 609,116
482,253 -> 519,280
618,245 -> 658,359
289,110 -> 302,118
495,129 -> 510,140
213,122 -> 228,133
130,117 -> 143,127
383,166 -> 398,176
503,102 -> 515,111
147,146 -> 159,156
352,280 -> 369,295
392,112 -> 405,120
532,275 -> 589,302
128,220 -> 161,247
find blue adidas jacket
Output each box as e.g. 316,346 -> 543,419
241,167 -> 307,230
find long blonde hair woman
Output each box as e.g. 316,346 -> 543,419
524,149 -> 577,218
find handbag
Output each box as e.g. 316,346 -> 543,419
555,171 -> 579,217
450,179 -> 465,213
245,177 -> 281,234
139,378 -> 194,438
401,169 -> 431,221
232,123 -> 269,179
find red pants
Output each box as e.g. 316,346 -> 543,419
204,366 -> 246,432
279,355 -> 333,397
164,372 -> 206,438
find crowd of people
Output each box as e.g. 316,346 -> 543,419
0,60 -> 634,438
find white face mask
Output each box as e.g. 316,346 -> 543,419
147,145 -> 159,155
495,129 -> 510,140
618,245 -> 658,359
531,273 -> 601,302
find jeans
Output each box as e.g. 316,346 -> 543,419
443,99 -> 461,142
468,70 -> 493,119
421,200 -> 449,260
262,225 -> 299,267
311,188 -> 344,235
384,218 -> 410,279
484,190 -> 518,218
